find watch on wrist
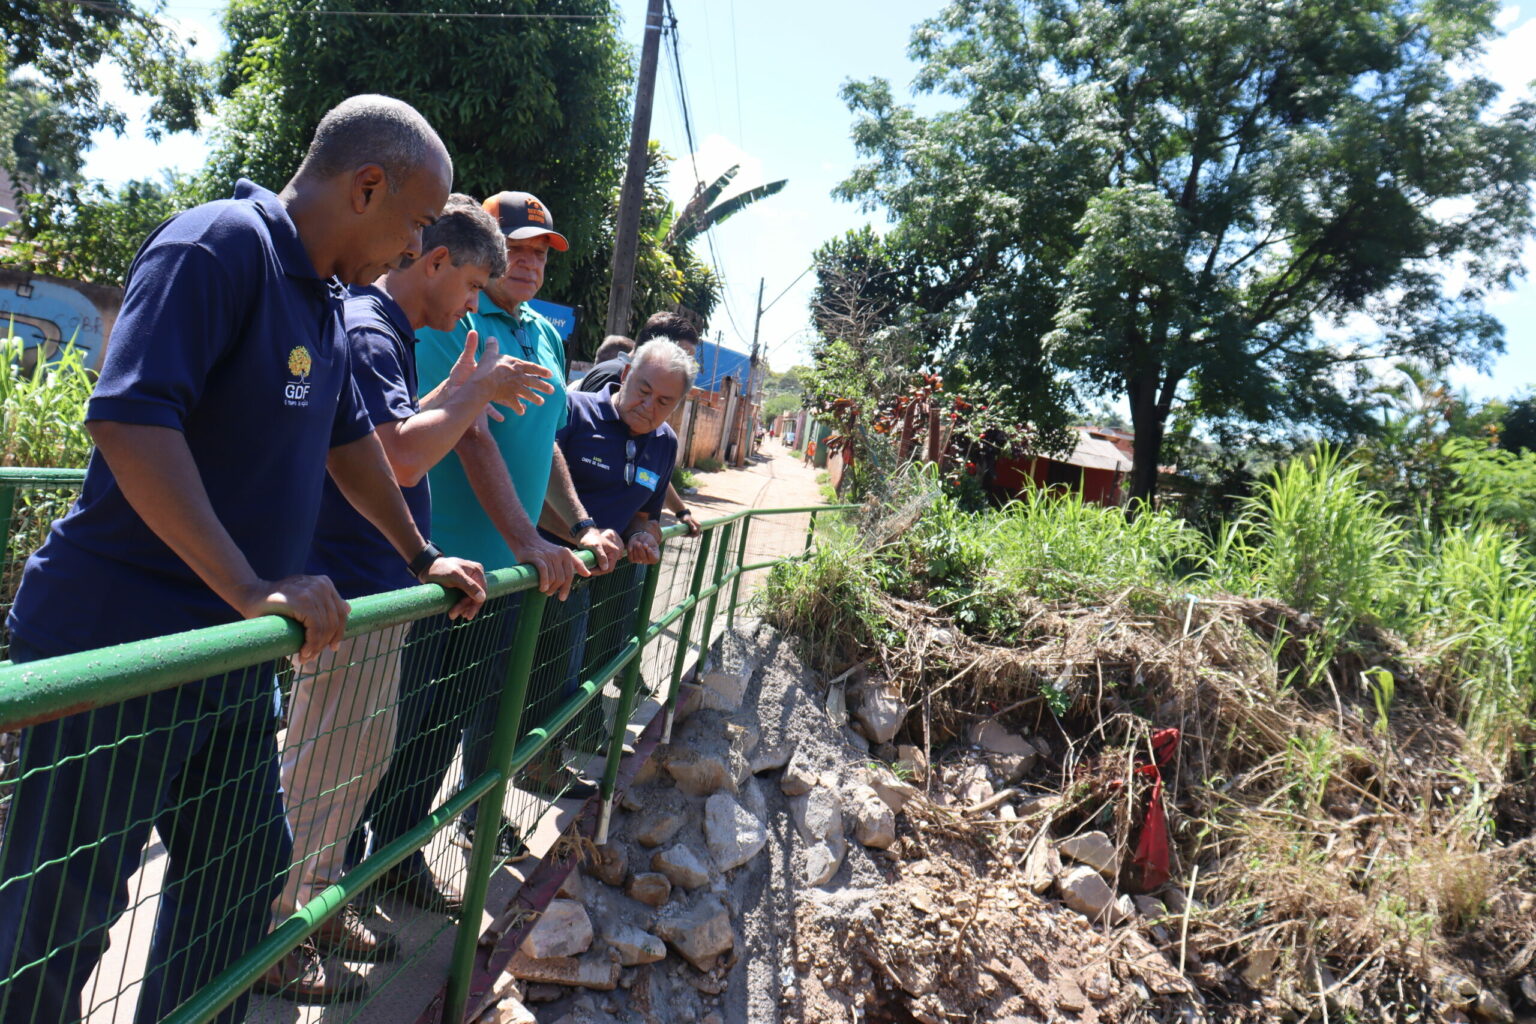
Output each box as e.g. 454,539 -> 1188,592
570,517 -> 597,540
408,541 -> 443,580
677,506 -> 693,519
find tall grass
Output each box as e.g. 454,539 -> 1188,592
0,328 -> 94,469
764,443 -> 1536,753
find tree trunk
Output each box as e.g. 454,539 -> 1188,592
1126,373 -> 1165,513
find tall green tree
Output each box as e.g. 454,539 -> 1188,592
207,0 -> 632,356
837,0 -> 1536,502
2,0 -> 209,148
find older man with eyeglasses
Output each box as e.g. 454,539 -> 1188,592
537,339 -> 696,762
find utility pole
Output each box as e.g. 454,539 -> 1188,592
741,278 -> 764,464
605,0 -> 665,338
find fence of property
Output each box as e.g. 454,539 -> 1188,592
0,465 -> 849,1024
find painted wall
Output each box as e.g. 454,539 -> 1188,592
0,269 -> 122,370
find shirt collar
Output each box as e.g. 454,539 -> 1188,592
347,284 -> 416,344
234,179 -> 323,282
477,291 -> 536,321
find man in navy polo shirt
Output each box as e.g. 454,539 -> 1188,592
0,96 -> 488,1024
269,194 -> 553,995
540,339 -> 696,730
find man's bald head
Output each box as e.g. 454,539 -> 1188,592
298,94 -> 451,193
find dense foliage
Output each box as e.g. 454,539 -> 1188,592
830,0 -> 1536,501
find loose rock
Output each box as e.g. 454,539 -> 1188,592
1057,865 -> 1122,923
635,811 -> 685,849
1057,831 -> 1120,878
507,950 -> 619,991
864,764 -> 919,813
699,669 -> 749,712
847,784 -> 897,849
791,785 -> 844,843
780,748 -> 819,797
625,872 -> 672,907
520,899 -> 594,960
968,721 -> 1038,782
602,923 -> 667,967
656,895 -> 735,972
853,685 -> 906,744
805,838 -> 845,886
704,792 -> 769,872
588,845 -> 627,888
652,844 -> 711,889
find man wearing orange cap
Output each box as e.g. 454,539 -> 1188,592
353,192 -> 622,906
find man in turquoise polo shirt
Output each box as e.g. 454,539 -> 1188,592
355,192 -> 621,902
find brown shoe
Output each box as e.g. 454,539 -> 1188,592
377,860 -> 463,917
252,943 -> 368,1004
311,902 -> 401,963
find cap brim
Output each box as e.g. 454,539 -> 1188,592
506,226 -> 569,252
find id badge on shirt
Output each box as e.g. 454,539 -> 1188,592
635,466 -> 660,491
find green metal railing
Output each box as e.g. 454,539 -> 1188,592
0,465 -> 852,1024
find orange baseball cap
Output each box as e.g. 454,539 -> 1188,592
482,190 -> 569,251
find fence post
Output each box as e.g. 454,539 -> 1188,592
596,560 -> 664,844
0,483 -> 17,562
803,509 -> 818,553
726,513 -> 752,630
698,519 -> 735,665
664,526 -> 715,744
444,589 -> 550,1023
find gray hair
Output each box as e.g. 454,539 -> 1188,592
399,193 -> 506,276
630,338 -> 697,393
299,94 -> 450,193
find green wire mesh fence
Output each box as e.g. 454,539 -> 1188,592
0,466 -> 850,1024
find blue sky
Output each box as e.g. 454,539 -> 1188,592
80,0 -> 1536,406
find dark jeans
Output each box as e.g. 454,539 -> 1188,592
0,638 -> 289,1024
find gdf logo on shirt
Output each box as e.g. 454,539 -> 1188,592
284,345 -> 313,406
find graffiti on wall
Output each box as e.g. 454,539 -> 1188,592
0,275 -> 117,370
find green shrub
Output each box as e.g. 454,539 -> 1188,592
0,330 -> 93,468
694,456 -> 724,474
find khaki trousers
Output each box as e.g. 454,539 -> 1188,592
272,624 -> 408,919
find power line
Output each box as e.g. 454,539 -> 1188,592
299,9 -> 608,18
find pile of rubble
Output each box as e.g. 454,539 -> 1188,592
474,622 -> 1217,1023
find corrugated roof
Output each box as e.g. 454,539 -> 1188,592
1063,428 -> 1133,473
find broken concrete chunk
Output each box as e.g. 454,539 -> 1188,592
780,748 -> 818,797
519,899 -> 593,960
864,764 -> 920,814
656,895 -> 735,972
625,872 -> 672,907
1056,830 -> 1120,878
602,923 -> 666,967
847,784 -> 897,849
651,844 -> 711,889
805,837 -> 845,886
635,811 -> 685,849
704,792 -> 768,872
507,950 -> 619,992
1057,865 -> 1124,923
968,720 -> 1038,782
791,785 -> 844,843
699,669 -> 749,712
749,740 -> 795,775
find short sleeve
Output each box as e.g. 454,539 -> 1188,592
87,242 -> 241,429
555,392 -> 577,445
349,325 -> 415,426
330,350 -> 374,448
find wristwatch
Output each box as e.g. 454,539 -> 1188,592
408,541 -> 443,581
570,517 -> 597,540
677,506 -> 694,519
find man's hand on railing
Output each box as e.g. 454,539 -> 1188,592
626,531 -> 661,566
235,574 -> 351,665
511,533 -> 591,602
422,557 -> 488,620
577,526 -> 624,574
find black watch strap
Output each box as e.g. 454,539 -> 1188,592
409,541 -> 443,580
678,506 -> 694,518
570,517 -> 597,540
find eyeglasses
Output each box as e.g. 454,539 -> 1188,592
624,438 -> 637,486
